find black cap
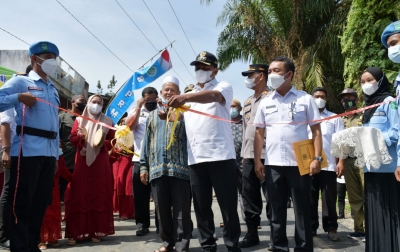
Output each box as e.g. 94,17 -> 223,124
241,64 -> 269,76
190,51 -> 218,68
337,88 -> 358,99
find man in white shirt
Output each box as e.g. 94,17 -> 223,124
254,56 -> 322,252
168,51 -> 241,252
308,87 -> 344,241
127,87 -> 158,236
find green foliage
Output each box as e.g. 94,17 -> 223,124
96,80 -> 103,95
106,75 -> 117,97
213,0 -> 351,113
341,0 -> 400,94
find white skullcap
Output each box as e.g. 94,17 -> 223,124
162,76 -> 179,88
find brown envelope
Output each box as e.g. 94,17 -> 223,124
293,139 -> 328,176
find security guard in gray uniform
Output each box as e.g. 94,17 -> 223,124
0,41 -> 60,251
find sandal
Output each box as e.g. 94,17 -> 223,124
91,237 -> 101,243
38,243 -> 47,250
47,240 -> 60,247
220,222 -> 224,227
66,238 -> 76,246
155,246 -> 172,252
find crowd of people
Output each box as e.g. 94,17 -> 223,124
0,20 -> 399,252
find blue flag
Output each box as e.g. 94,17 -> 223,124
105,50 -> 172,124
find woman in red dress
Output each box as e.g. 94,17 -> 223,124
112,147 -> 135,220
38,155 -> 72,250
64,95 -> 115,245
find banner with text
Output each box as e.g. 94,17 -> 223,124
105,50 -> 172,124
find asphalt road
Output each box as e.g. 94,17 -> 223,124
39,198 -> 365,252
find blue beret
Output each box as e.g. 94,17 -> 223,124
29,41 -> 59,57
381,21 -> 400,48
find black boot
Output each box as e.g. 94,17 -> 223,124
239,228 -> 259,248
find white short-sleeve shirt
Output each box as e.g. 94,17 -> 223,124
128,106 -> 150,162
0,108 -> 16,142
184,78 -> 236,165
254,86 -> 321,166
307,109 -> 344,171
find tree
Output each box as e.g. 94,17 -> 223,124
204,0 -> 351,113
107,75 -> 117,97
97,80 -> 103,95
341,0 -> 400,95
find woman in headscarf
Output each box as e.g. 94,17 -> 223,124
360,67 -> 400,251
64,95 -> 115,245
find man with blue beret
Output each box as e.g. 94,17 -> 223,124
0,41 -> 60,251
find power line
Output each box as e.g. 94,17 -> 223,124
114,0 -> 188,85
114,0 -> 157,52
142,0 -> 196,82
0,27 -> 29,45
167,0 -> 197,56
55,0 -> 134,72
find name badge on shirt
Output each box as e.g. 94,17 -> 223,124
265,105 -> 276,109
28,86 -> 44,91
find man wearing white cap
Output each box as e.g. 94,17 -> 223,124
140,76 -> 192,252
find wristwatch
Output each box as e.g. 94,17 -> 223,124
314,156 -> 324,163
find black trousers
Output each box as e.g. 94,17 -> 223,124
265,165 -> 313,252
310,170 -> 338,232
241,159 -> 268,229
189,159 -> 241,252
337,182 -> 347,218
151,176 -> 192,252
9,156 -> 55,252
133,162 -> 150,228
58,169 -> 73,202
0,168 -> 10,242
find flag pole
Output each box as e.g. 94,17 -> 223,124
105,41 -> 176,111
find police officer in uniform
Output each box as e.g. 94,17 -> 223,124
0,41 -> 60,251
337,88 -> 365,240
239,64 -> 271,249
381,20 -> 400,181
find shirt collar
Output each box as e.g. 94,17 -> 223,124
321,108 -> 329,115
29,70 -> 54,86
272,85 -> 296,98
195,78 -> 218,91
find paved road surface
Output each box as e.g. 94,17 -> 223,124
39,198 -> 365,251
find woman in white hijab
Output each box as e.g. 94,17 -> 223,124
64,94 -> 115,246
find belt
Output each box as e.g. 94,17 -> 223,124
16,126 -> 57,139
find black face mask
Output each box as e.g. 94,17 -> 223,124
342,99 -> 356,110
145,102 -> 157,111
76,103 -> 87,112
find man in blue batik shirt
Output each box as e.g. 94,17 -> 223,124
0,41 -> 60,251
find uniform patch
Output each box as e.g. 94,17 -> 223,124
40,43 -> 49,52
265,105 -> 276,109
390,101 -> 398,110
394,22 -> 400,31
28,86 -> 44,91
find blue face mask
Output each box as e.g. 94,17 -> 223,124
388,45 -> 400,63
230,108 -> 239,118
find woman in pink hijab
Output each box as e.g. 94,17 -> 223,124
64,94 -> 115,245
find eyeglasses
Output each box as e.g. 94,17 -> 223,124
288,101 -> 296,120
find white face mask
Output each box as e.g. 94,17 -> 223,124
36,56 -> 58,76
362,82 -> 379,95
89,103 -> 102,115
195,69 -> 213,84
388,44 -> 400,63
268,72 -> 288,89
314,98 -> 326,109
244,73 -> 261,89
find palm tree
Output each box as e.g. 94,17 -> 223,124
203,0 -> 351,112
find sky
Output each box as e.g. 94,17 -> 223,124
1,0 -> 255,108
